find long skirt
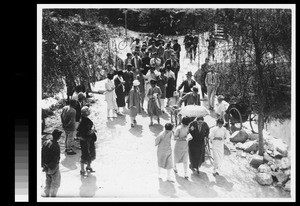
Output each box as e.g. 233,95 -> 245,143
188,140 -> 205,169
147,98 -> 162,116
211,140 -> 224,170
80,139 -> 96,164
174,140 -> 188,163
157,148 -> 173,169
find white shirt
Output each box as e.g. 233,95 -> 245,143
209,126 -> 230,141
215,100 -> 229,116
165,70 -> 175,79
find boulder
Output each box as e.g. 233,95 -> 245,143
235,142 -> 245,150
243,141 -> 259,153
283,180 -> 291,192
224,141 -> 236,152
248,133 -> 259,141
255,172 -> 273,186
258,164 -> 272,173
278,157 -> 291,170
273,171 -> 289,184
250,154 -> 264,168
276,143 -> 288,157
230,129 -> 248,143
263,152 -> 274,163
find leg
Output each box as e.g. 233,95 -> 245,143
183,162 -> 188,178
150,116 -> 153,125
211,87 -> 216,109
50,168 -> 61,197
130,116 -> 134,127
44,174 -> 51,197
207,86 -> 213,109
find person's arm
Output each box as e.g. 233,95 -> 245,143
178,93 -> 189,107
177,81 -> 184,91
173,127 -> 180,140
205,73 -> 209,87
155,132 -> 162,146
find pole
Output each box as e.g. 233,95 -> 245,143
124,10 -> 128,38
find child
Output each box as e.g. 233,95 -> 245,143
215,95 -> 229,120
155,123 -> 175,182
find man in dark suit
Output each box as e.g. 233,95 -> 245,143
177,71 -> 196,105
164,52 -> 180,85
141,51 -> 151,75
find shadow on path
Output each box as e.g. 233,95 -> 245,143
79,174 -> 98,197
60,152 -> 80,171
175,172 -> 218,198
129,125 -> 143,138
149,124 -> 164,136
211,174 -> 234,192
158,178 -> 177,198
106,115 -> 127,129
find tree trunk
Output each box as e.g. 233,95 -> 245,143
257,112 -> 265,155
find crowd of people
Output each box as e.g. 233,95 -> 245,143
42,31 -> 232,196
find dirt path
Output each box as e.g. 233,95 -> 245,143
40,33 -> 290,200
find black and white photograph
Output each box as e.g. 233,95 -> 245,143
37,4 -> 295,202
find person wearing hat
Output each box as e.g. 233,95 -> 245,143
163,43 -> 174,65
141,51 -> 151,76
148,41 -> 158,58
191,30 -> 199,61
205,66 -> 220,110
145,66 -> 158,102
194,58 -> 209,99
150,51 -> 162,71
178,86 -> 201,107
114,70 -> 126,114
172,39 -> 181,63
156,43 -> 165,65
155,33 -> 165,47
61,99 -> 77,155
105,72 -> 118,118
73,92 -> 87,141
127,79 -> 142,127
148,34 -> 156,47
188,116 -> 210,174
123,63 -> 134,98
42,129 -> 63,197
131,38 -> 141,53
164,52 -> 179,83
209,118 -> 230,176
135,68 -> 146,110
124,53 -> 133,70
215,95 -> 229,120
173,116 -> 191,179
177,71 -> 196,105
77,106 -> 96,176
147,79 -> 162,126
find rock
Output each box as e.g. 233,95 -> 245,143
224,141 -> 236,152
250,154 -> 264,168
235,142 -> 245,150
255,172 -> 273,185
263,152 -> 274,163
230,129 -> 248,143
278,157 -> 291,170
241,152 -> 247,158
248,133 -> 259,141
258,164 -> 272,173
284,169 -> 291,176
276,143 -> 288,157
283,180 -> 291,191
273,171 -> 289,184
243,141 -> 259,153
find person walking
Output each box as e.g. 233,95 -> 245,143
127,80 -> 142,127
104,73 -> 118,119
136,69 -> 146,110
207,34 -> 216,60
199,58 -> 210,98
205,66 -> 220,110
177,71 -> 196,101
209,118 -> 230,176
124,53 -> 133,70
157,43 -> 165,65
188,116 -> 210,174
191,30 -> 199,61
77,106 -> 96,176
165,64 -> 176,107
172,39 -> 181,64
61,99 -> 77,155
163,43 -> 174,66
74,92 -> 87,141
156,68 -> 168,113
114,71 -> 126,115
147,80 -> 162,126
173,116 -> 191,179
123,64 -> 134,98
165,52 -> 180,84
155,123 -> 175,182
141,51 -> 151,76
150,52 -> 162,71
42,129 -> 63,197
131,51 -> 142,71
178,86 -> 201,107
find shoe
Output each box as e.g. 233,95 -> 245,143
157,118 -> 160,124
184,175 -> 189,179
86,167 -> 95,173
196,168 -> 200,174
133,120 -> 137,124
80,170 -> 87,176
131,123 -> 134,128
189,164 -> 195,172
66,150 -> 76,155
215,172 -> 219,176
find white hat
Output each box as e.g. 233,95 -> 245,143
133,79 -> 140,86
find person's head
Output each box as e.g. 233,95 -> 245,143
81,106 -> 90,117
187,29 -> 191,35
217,95 -> 225,103
126,53 -> 132,58
196,116 -> 204,122
135,38 -> 140,43
133,51 -> 139,56
191,86 -> 198,95
75,85 -> 82,93
52,129 -> 62,142
78,92 -> 86,102
192,29 -> 196,35
205,57 -> 210,64
186,71 -> 193,80
107,72 -> 114,80
157,33 -> 162,39
216,118 -> 224,127
117,70 -> 123,77
126,64 -> 133,71
173,39 -> 178,44
133,79 -> 140,88
150,80 -> 157,87
165,64 -> 171,71
181,116 -> 190,126
69,99 -> 77,108
165,123 -> 174,131
166,43 -> 171,49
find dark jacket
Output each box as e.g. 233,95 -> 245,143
178,92 -> 201,106
42,139 -> 60,170
177,79 -> 196,94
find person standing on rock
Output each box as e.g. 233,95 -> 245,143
155,123 -> 175,182
188,116 -> 210,174
42,129 -> 62,197
127,80 -> 142,127
147,80 -> 162,126
173,116 -> 191,179
61,99 -> 77,155
114,71 -> 126,115
77,106 -> 96,176
104,73 -> 118,119
205,66 -> 220,110
209,118 -> 230,176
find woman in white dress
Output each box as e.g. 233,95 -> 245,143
209,118 -> 230,176
104,73 -> 118,119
